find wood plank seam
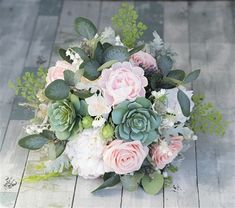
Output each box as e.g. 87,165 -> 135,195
12,0 -> 65,207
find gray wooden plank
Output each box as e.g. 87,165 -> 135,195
163,2 -> 199,208
38,0 -> 63,16
0,120 -> 29,208
15,150 -> 76,208
135,1 -> 164,42
189,2 -> 235,207
0,104 -> 12,146
25,16 -> 59,68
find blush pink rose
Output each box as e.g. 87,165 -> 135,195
46,61 -> 75,84
150,136 -> 183,169
103,140 -> 149,174
130,51 -> 157,70
99,62 -> 148,106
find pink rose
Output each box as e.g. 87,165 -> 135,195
130,51 -> 157,71
99,62 -> 148,106
150,136 -> 183,169
103,140 -> 149,174
46,61 -> 75,84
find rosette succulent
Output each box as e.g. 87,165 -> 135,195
48,95 -> 87,140
112,97 -> 161,145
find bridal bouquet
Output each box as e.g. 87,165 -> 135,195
9,4 -> 226,195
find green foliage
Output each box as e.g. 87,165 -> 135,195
45,80 -> 70,101
92,173 -> 120,193
189,94 -> 228,136
177,89 -> 191,117
8,67 -> 47,107
23,172 -> 61,182
103,46 -> 129,62
112,3 -> 147,48
74,17 -> 97,40
18,134 -> 49,150
141,171 -> 164,195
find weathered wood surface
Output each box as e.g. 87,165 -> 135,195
0,1 -> 235,208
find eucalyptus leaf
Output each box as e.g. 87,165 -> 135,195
141,172 -> 164,195
59,48 -> 72,64
83,60 -> 101,81
97,60 -> 118,72
45,80 -> 70,100
167,69 -> 185,81
64,70 -> 75,86
158,55 -> 173,76
129,44 -> 145,56
74,17 -> 97,40
55,142 -> 66,158
94,42 -> 104,64
184,69 -> 201,83
71,47 -> 89,61
103,46 -> 129,62
92,174 -> 120,193
74,90 -> 94,99
40,130 -> 56,140
103,42 -> 112,50
177,89 -> 191,117
18,134 -> 48,150
121,175 -> 138,192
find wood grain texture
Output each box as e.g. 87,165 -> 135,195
189,2 -> 235,208
163,2 -> 199,208
0,120 -> 29,208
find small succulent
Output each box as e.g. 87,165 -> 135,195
48,94 -> 87,140
112,97 -> 161,145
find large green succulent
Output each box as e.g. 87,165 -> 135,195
112,97 -> 161,145
48,94 -> 87,140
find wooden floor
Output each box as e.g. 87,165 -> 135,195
0,0 -> 235,207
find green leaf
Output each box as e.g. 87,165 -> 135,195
177,89 -> 191,117
69,94 -> 80,113
129,44 -> 145,56
158,55 -> 173,76
55,142 -> 66,158
141,172 -> 164,195
74,90 -> 94,99
64,70 -> 75,86
45,80 -> 70,100
92,174 -> 120,193
74,17 -> 97,40
103,46 -> 129,62
40,130 -> 56,140
59,48 -> 72,64
94,42 -> 104,64
184,69 -> 201,83
103,42 -> 112,50
83,60 -> 101,81
120,175 -> 138,192
71,47 -> 89,61
150,73 -> 164,89
167,70 -> 185,81
18,134 -> 48,150
97,60 -> 118,72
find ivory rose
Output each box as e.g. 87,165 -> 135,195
46,60 -> 75,84
103,140 -> 149,174
99,62 -> 148,106
150,136 -> 183,169
85,94 -> 111,117
130,51 -> 157,71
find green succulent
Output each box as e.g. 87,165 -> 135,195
112,97 -> 161,145
48,94 -> 87,140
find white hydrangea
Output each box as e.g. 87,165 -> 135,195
65,128 -> 106,179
